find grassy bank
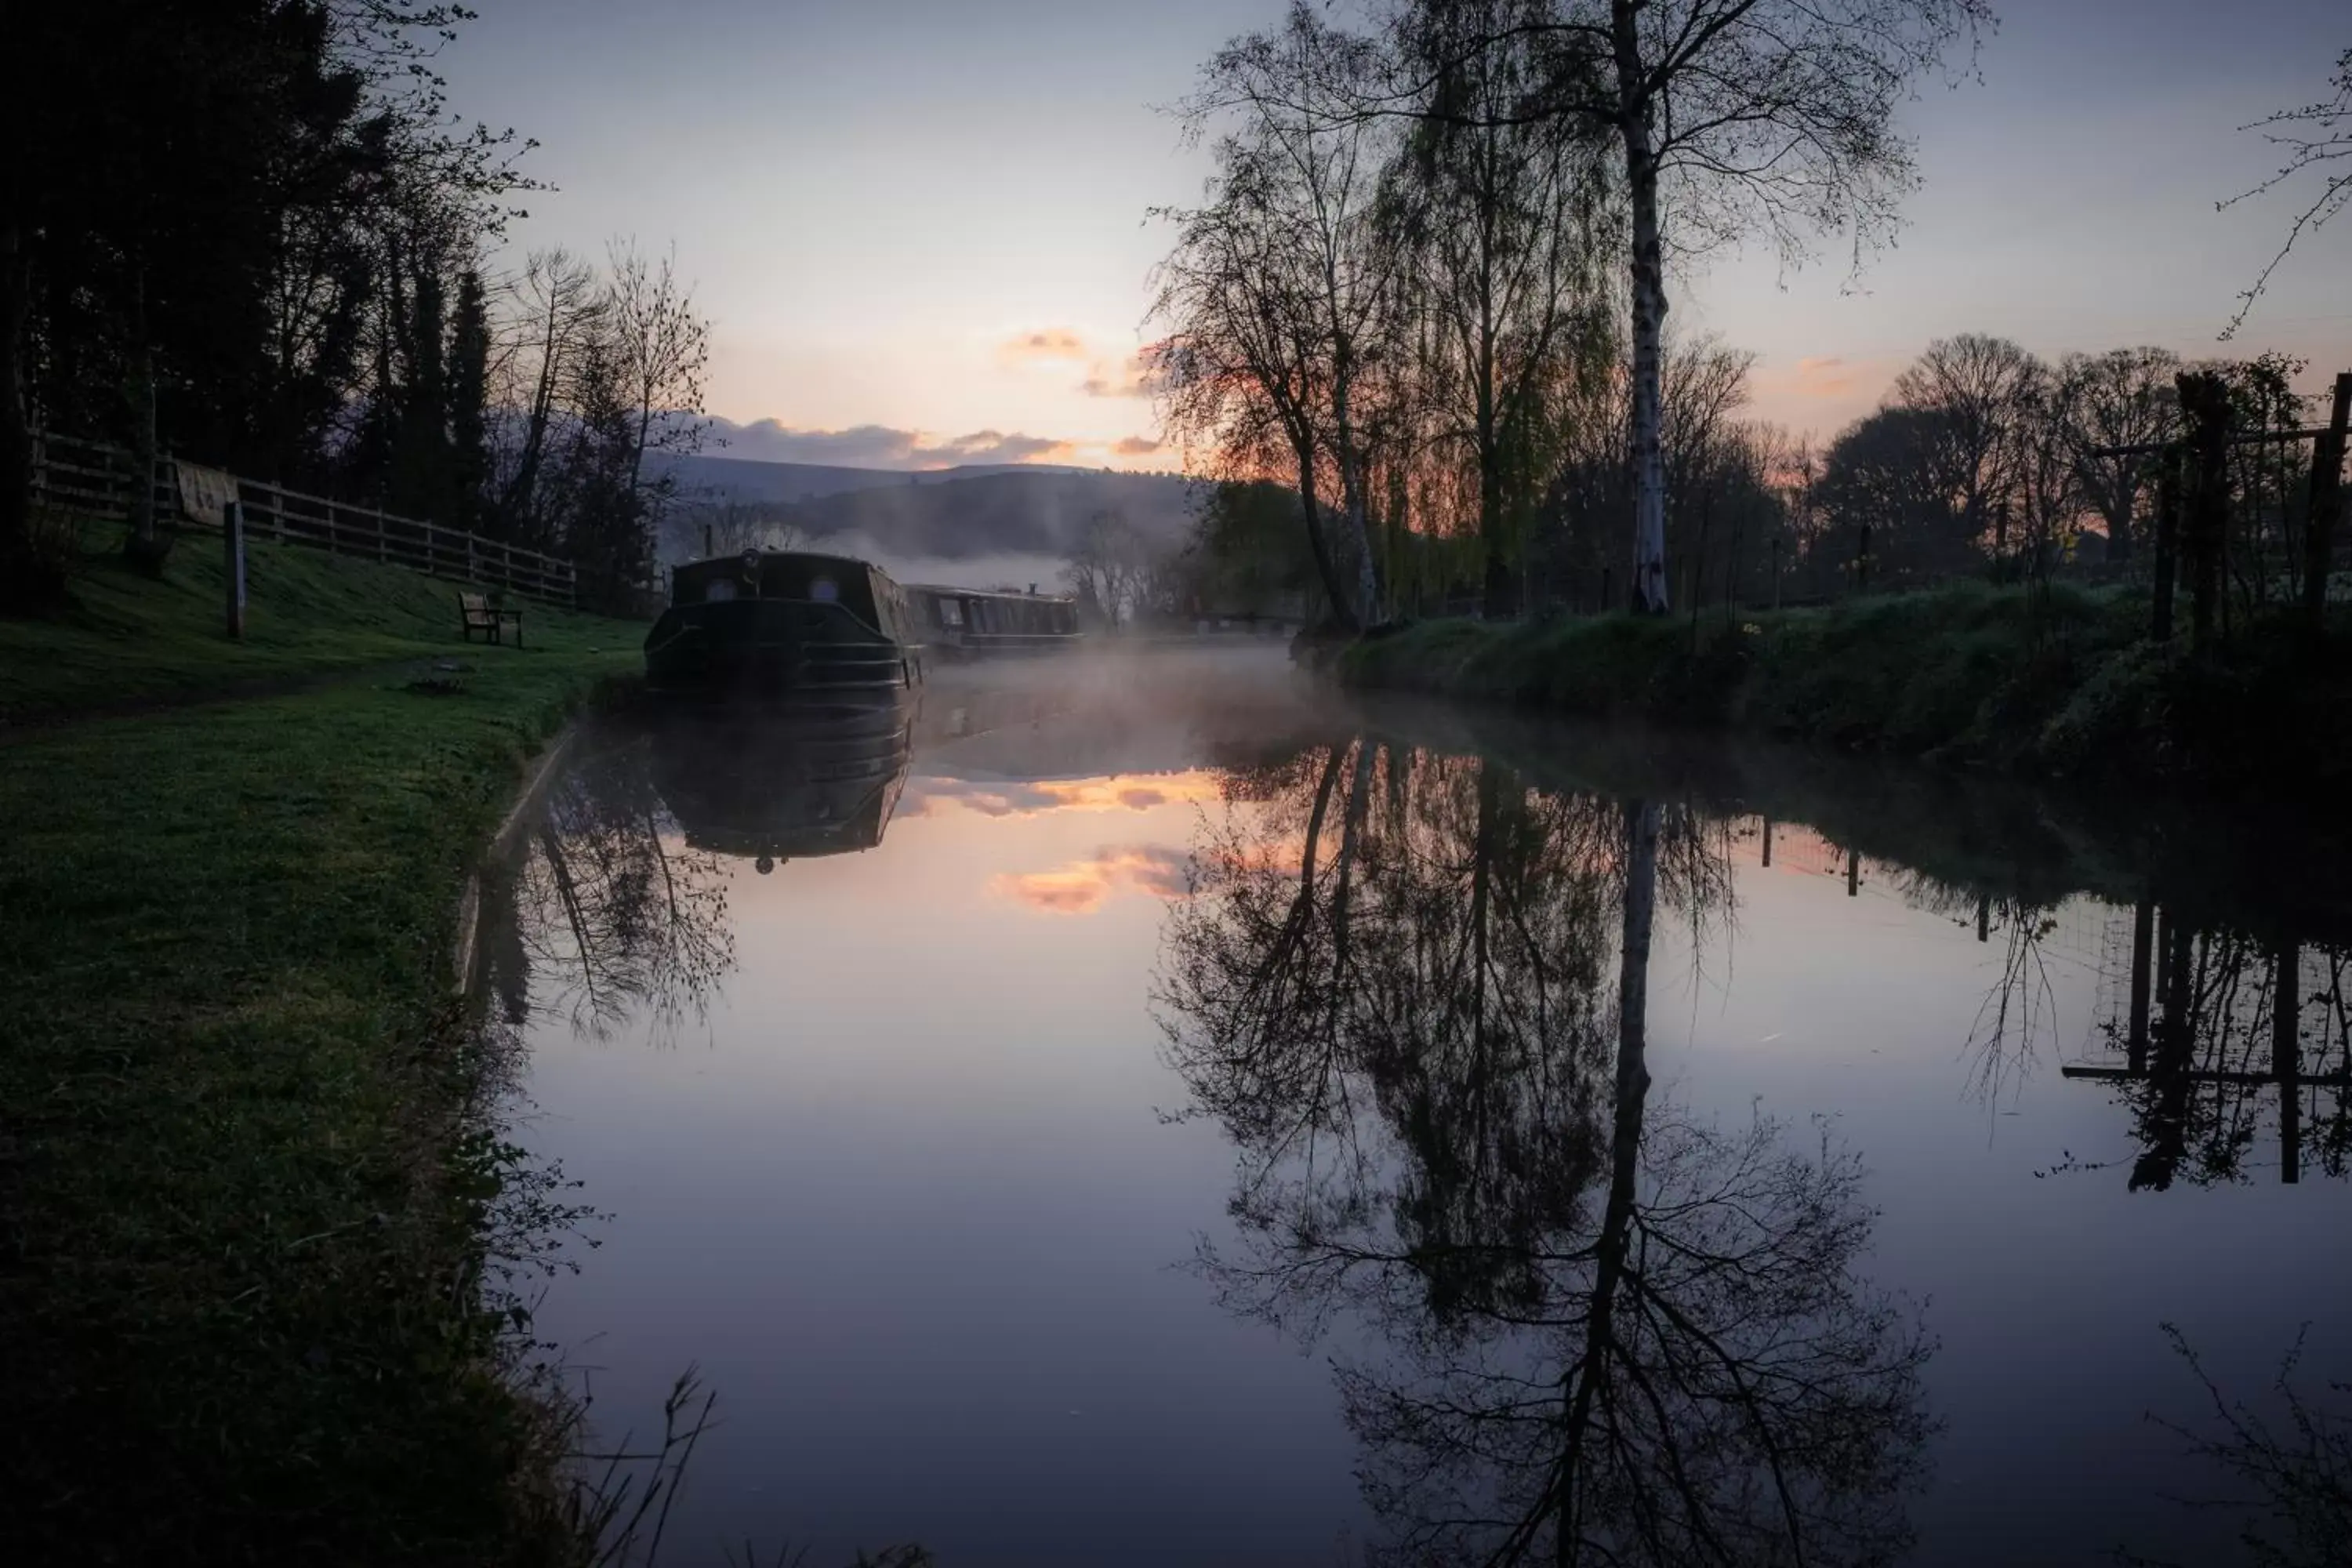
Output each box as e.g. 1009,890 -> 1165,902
1339,583 -> 2352,795
0,523 -> 635,724
0,535 -> 640,1563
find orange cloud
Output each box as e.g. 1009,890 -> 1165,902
1112,435 -> 1163,457
1790,355 -> 1857,397
1080,351 -> 1155,399
904,770 -> 1225,820
1000,328 -> 1091,365
992,844 -> 1195,915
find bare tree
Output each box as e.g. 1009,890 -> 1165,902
1385,0 -> 1621,617
2221,43 -> 2352,339
1062,509 -> 1155,630
604,238 -> 714,532
1155,2 -> 1393,631
495,248 -> 604,543
2056,347 -> 2181,563
1888,332 -> 2043,550
1381,0 -> 1991,614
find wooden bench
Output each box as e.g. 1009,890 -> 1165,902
459,591 -> 524,648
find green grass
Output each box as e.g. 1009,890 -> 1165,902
1,524 -> 637,724
1341,583 -> 2352,795
0,529 -> 641,1563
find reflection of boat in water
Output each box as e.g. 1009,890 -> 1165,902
904,583 -> 1081,659
645,550 -> 925,700
647,706 -> 913,870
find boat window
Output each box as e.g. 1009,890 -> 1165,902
703,577 -> 738,603
810,575 -> 840,603
938,597 -> 964,627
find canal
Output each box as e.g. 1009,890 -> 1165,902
474,644 -> 2352,1566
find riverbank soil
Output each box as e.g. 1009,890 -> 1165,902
1339,583 -> 2352,796
0,532 -> 637,1562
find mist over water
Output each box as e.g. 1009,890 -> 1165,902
477,647 -> 2352,1566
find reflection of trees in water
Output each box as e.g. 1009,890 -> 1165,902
2054,908 -> 2352,1191
1877,858 -> 2352,1190
2126,1326 -> 2352,1568
482,735 -> 736,1042
1159,742 -> 1934,1565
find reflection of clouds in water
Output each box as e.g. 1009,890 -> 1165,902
992,844 -> 1194,915
898,769 -> 1224,820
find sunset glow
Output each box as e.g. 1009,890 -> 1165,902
434,0 -> 2351,473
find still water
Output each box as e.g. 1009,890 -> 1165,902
476,646 -> 2352,1566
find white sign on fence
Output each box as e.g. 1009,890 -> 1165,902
175,462 -> 239,526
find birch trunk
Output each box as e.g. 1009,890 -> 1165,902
1614,4 -> 1670,614
1555,796 -> 1660,1564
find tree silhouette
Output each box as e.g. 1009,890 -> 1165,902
486,731 -> 736,1044
1160,739 -> 1935,1565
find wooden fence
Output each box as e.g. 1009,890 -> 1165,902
28,433 -> 579,608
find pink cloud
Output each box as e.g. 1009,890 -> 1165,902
990,844 -> 1195,916
1080,350 -> 1156,399
1000,328 -> 1091,365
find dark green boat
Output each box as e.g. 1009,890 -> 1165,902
644,550 -> 924,701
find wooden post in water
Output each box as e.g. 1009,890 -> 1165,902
2274,939 -> 2300,1184
2303,371 -> 2351,633
1846,850 -> 1860,898
1759,817 -> 1773,867
1976,895 -> 1990,943
2128,899 -> 2154,1076
223,499 -> 245,641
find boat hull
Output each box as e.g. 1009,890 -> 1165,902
643,600 -> 921,703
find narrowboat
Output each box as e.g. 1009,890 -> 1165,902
904,582 -> 1081,659
644,550 -> 924,700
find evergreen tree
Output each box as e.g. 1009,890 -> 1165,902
447,270 -> 492,533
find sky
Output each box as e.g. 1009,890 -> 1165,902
441,0 -> 2351,470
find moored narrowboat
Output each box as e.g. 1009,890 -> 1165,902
645,550 -> 923,700
904,583 -> 1081,659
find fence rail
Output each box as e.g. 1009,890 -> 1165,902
27,434 -> 578,608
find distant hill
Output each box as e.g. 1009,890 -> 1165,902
648,451 -> 1096,506
779,470 -> 1203,563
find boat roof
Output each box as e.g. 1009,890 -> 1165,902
905,581 -> 1076,604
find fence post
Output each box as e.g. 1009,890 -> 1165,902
374,506 -> 387,564
2177,370 -> 2234,653
223,500 -> 246,641
2303,370 -> 2352,633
